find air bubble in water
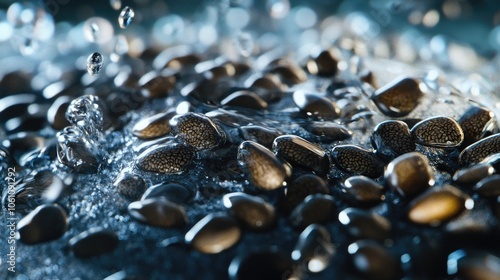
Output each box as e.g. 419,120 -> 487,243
118,6 -> 135,29
65,95 -> 104,144
110,0 -> 122,10
86,52 -> 103,76
234,31 -> 254,57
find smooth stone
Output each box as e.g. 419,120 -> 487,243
113,171 -> 146,200
170,112 -> 226,150
307,121 -> 353,141
138,71 -> 176,98
228,250 -> 295,280
459,133 -> 500,166
348,240 -> 401,280
68,228 -> 119,258
342,175 -> 385,206
447,250 -> 500,280
293,91 -> 341,119
370,76 -> 423,117
185,213 -> 241,254
331,145 -> 384,178
47,96 -> 71,130
203,64 -> 235,81
338,208 -> 392,241
292,224 -> 335,273
474,174 -> 500,197
0,93 -> 37,121
132,111 -> 175,139
237,141 -> 291,190
136,143 -> 196,174
141,183 -> 192,204
452,163 -> 495,185
371,120 -> 415,160
458,105 -> 497,149
222,192 -> 276,230
410,116 -> 464,148
272,135 -> 330,175
289,194 -> 336,229
306,49 -> 339,76
246,74 -> 282,92
270,62 -> 307,84
221,90 -> 268,110
385,152 -> 435,197
17,204 -> 68,244
128,198 -> 188,228
238,125 -> 282,148
280,174 -> 330,214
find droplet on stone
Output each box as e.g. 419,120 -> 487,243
69,228 -> 119,258
136,143 -> 196,174
410,116 -> 464,148
458,105 -> 497,149
452,163 -> 495,185
342,175 -> 385,206
293,91 -> 341,119
307,121 -> 353,141
118,6 -> 134,29
239,125 -> 282,148
348,240 -> 402,280
371,76 -> 423,117
292,224 -> 335,273
338,208 -> 392,241
371,120 -> 415,160
141,183 -> 193,204
17,204 -> 68,244
229,250 -> 296,280
113,170 -> 146,200
385,152 -> 435,197
132,111 -> 174,139
280,174 -> 330,214
447,250 -> 500,279
56,127 -> 101,173
289,194 -> 335,229
272,135 -> 330,175
86,52 -> 103,76
170,112 -> 226,150
185,213 -> 241,254
221,90 -> 268,110
128,198 -> 188,228
223,192 -> 276,230
474,174 -> 500,197
459,133 -> 500,166
331,145 -> 384,178
237,141 -> 291,190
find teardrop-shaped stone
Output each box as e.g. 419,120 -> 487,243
221,90 -> 268,110
289,194 -> 335,229
272,135 -> 330,175
342,176 -> 385,206
128,198 -> 188,228
237,141 -> 291,190
348,240 -> 402,280
239,125 -> 281,148
452,163 -> 495,185
474,174 -> 500,197
458,105 -> 497,149
136,143 -> 196,174
459,133 -> 500,166
385,152 -> 434,197
371,76 -> 423,117
280,174 -> 330,214
141,183 -> 193,204
170,112 -> 226,150
223,192 -> 276,230
132,111 -> 174,139
292,224 -> 335,273
293,91 -> 341,119
307,121 -> 353,141
17,204 -> 68,244
338,208 -> 392,241
371,120 -> 415,160
331,145 -> 384,178
185,213 -> 241,254
447,250 -> 500,280
69,228 -> 119,258
410,116 -> 464,148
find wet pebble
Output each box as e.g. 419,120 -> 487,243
459,133 -> 500,166
229,250 -> 296,280
371,76 -> 423,117
170,112 -> 226,150
280,174 -> 329,214
128,198 -> 188,228
342,175 -> 385,206
47,96 -> 71,130
17,204 -> 68,244
132,111 -> 174,139
221,90 -> 268,110
338,208 -> 392,241
447,250 -> 500,280
113,171 -> 146,200
371,120 -> 415,160
69,228 -> 119,258
289,194 -> 336,229
141,183 -> 192,204
222,192 -> 276,230
0,93 -> 38,122
237,141 -> 291,190
292,224 -> 335,273
452,163 -> 495,185
136,143 -> 196,174
331,145 -> 384,178
385,152 -> 434,197
293,91 -> 341,119
410,116 -> 464,148
307,121 -> 353,141
474,174 -> 500,197
306,49 -> 339,76
272,135 -> 330,175
238,125 -> 281,148
185,213 -> 241,254
270,62 -> 307,84
458,105 -> 497,149
348,240 -> 401,280
138,71 -> 176,99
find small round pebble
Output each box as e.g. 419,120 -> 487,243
331,145 -> 384,178
222,192 -> 276,230
17,204 -> 68,244
385,152 -> 434,197
69,228 -> 119,258
128,198 -> 188,228
289,194 -> 335,229
170,112 -> 226,150
452,163 -> 495,185
136,143 -> 196,174
370,76 -> 423,117
342,175 -> 385,206
371,120 -> 415,160
185,213 -> 241,254
292,224 -> 335,273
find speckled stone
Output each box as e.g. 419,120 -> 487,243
222,192 -> 276,230
370,76 -> 423,117
293,91 -> 341,119
307,121 -> 353,141
474,174 -> 500,197
185,213 -> 241,254
272,135 -> 330,175
452,163 -> 495,185
141,183 -> 193,204
371,120 -> 415,160
342,175 -> 385,206
69,228 -> 119,258
410,116 -> 464,148
289,194 -> 336,229
221,90 -> 269,110
292,224 -> 335,273
280,174 -> 330,214
17,204 -> 68,244
348,240 -> 402,280
339,208 -> 392,241
385,152 -> 434,197
113,171 -> 146,200
458,105 -> 497,149
136,143 -> 196,174
331,145 -> 384,178
239,125 -> 282,148
447,250 -> 500,280
170,112 -> 226,150
459,133 -> 500,166
128,198 -> 188,228
132,111 -> 174,139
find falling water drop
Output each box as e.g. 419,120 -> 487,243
118,6 -> 135,29
86,52 -> 103,76
234,31 -> 254,57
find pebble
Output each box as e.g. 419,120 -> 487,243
371,120 -> 415,160
292,224 -> 335,273
132,111 -> 174,139
170,112 -> 226,150
307,121 -> 353,141
410,116 -> 464,148
128,198 -> 188,228
163,54 -> 202,70
247,74 -> 282,92
69,228 -> 119,258
270,62 -> 307,84
306,49 -> 339,76
185,213 -> 241,254
17,204 -> 68,244
473,174 -> 500,197
113,171 -> 146,200
237,141 -> 291,190
338,208 -> 392,241
457,105 -> 497,149
141,183 -> 192,204
136,143 -> 196,174
331,145 -> 384,178
47,96 -> 71,130
228,250 -> 296,280
348,240 -> 401,280
342,175 -> 385,206
447,250 -> 500,280
293,91 -> 341,119
370,76 -> 423,117
280,174 -> 330,214
138,71 -> 176,99
459,133 -> 500,166
408,186 -> 468,226
289,194 -> 336,229
222,192 -> 276,230
0,93 -> 37,122
238,125 -> 281,148
385,152 -> 434,197
220,90 -> 269,110
452,163 -> 495,185
272,135 -> 330,175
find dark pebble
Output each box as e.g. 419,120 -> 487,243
47,96 -> 71,130
385,152 -> 434,197
138,71 -> 176,98
348,240 -> 402,280
128,198 -> 188,228
292,224 -> 335,273
370,76 -> 423,117
280,174 -> 330,214
170,112 -> 226,150
141,183 -> 192,204
293,91 -> 341,119
270,62 -> 307,84
17,204 -> 68,244
371,120 -> 415,160
113,171 -> 146,200
459,133 -> 500,166
342,175 -> 385,206
136,143 -> 196,174
338,208 -> 392,241
306,49 -> 339,76
228,250 -> 296,280
307,121 -> 353,141
289,194 -> 336,229
69,228 -> 119,258
132,111 -> 175,139
222,192 -> 276,230
452,163 -> 495,185
410,116 -> 464,148
185,213 -> 241,254
458,105 -> 497,149
331,144 -> 384,178
239,125 -> 282,148
221,90 -> 268,110
447,250 -> 500,280
474,174 -> 500,197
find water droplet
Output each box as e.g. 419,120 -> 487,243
86,52 -> 103,76
118,6 -> 135,29
110,0 -> 122,10
234,31 -> 254,57
65,95 -> 104,144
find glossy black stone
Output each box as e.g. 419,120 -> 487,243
370,76 -> 423,117
17,204 -> 68,244
69,228 -> 119,258
372,120 -> 415,160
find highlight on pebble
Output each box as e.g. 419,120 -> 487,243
1,0 -> 500,279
